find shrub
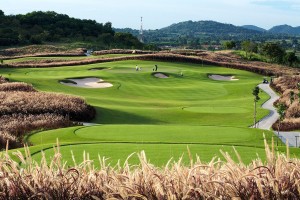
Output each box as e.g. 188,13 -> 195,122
0,76 -> 95,149
0,82 -> 36,92
0,91 -> 95,121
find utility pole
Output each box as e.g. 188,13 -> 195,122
139,17 -> 144,43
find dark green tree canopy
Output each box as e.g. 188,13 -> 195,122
0,11 -> 143,49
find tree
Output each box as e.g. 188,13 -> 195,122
276,103 -> 286,146
284,51 -> 298,67
241,41 -> 258,59
252,86 -> 260,128
223,41 -> 236,50
261,43 -> 285,63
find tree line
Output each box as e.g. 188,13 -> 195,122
223,40 -> 299,67
0,10 -> 144,49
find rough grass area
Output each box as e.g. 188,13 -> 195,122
0,78 -> 95,149
2,140 -> 300,199
0,44 -> 85,58
271,75 -> 300,131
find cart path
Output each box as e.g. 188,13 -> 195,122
255,84 -> 300,147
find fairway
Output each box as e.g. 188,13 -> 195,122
1,59 -> 280,165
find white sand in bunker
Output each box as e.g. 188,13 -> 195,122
208,75 -> 239,81
154,73 -> 169,79
60,77 -> 113,88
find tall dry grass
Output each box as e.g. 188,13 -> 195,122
0,79 -> 95,149
0,114 -> 74,138
0,76 -> 7,84
0,45 -> 86,59
0,91 -> 95,121
0,82 -> 36,92
271,75 -> 300,131
93,49 -> 155,55
0,139 -> 299,199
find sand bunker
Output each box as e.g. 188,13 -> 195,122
154,73 -> 169,79
208,75 -> 239,81
89,67 -> 111,71
60,77 -> 113,88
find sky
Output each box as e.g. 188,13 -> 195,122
1,0 -> 299,30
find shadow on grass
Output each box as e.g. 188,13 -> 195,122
91,106 -> 163,124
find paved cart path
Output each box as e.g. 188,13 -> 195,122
254,84 -> 300,147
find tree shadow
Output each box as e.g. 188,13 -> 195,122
91,106 -> 163,125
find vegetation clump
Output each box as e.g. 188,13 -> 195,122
0,78 -> 95,149
0,82 -> 36,92
0,10 -> 143,49
271,75 -> 300,131
0,139 -> 299,199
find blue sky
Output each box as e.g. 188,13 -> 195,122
1,0 -> 299,30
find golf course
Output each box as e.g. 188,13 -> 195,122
2,59 -> 290,166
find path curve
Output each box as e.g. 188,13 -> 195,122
255,84 -> 300,147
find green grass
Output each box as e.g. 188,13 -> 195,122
1,59 -> 293,166
234,50 -> 268,62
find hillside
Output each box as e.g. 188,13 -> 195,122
269,24 -> 300,35
117,20 -> 300,47
242,25 -> 266,32
160,20 -> 260,35
0,10 -> 143,49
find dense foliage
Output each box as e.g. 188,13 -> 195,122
0,10 -> 143,49
269,25 -> 300,35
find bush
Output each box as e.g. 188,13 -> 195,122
0,77 -> 95,149
0,82 -> 36,92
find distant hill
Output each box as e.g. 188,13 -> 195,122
269,25 -> 300,35
159,20 -> 260,36
117,20 -> 266,46
242,25 -> 266,32
0,10 -> 143,49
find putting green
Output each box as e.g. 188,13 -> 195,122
29,125 -> 269,146
1,59 -> 286,165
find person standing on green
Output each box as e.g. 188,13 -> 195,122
155,64 -> 158,71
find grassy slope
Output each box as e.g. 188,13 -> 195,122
1,60 -> 292,166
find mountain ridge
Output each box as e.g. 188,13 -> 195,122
116,20 -> 300,36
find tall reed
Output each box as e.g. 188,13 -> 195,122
0,139 -> 299,199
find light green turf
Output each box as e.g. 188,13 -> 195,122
29,125 -> 271,147
1,59 -> 292,166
